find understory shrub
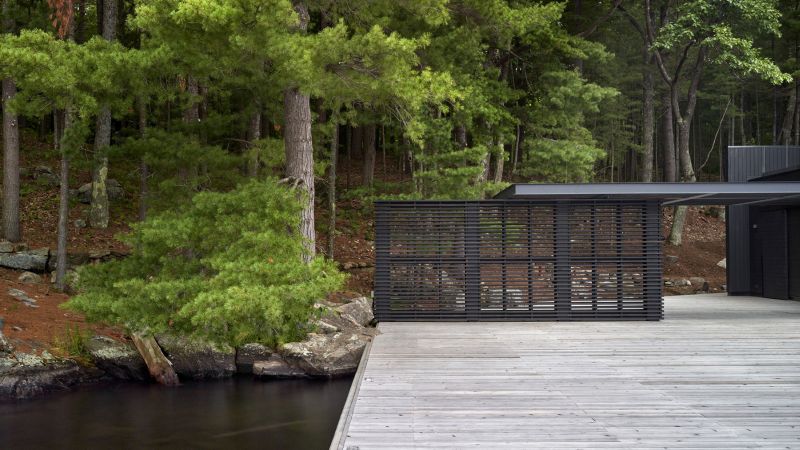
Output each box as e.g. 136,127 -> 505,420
65,179 -> 346,347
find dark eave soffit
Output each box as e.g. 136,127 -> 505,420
493,182 -> 800,206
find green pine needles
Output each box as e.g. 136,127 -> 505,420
64,179 -> 346,347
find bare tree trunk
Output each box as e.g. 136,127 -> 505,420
641,69 -> 655,182
362,124 -> 376,186
2,3 -> 19,242
283,88 -> 315,261
739,90 -> 746,145
246,106 -> 261,177
283,3 -> 314,261
780,83 -> 796,145
454,124 -> 467,149
794,84 -> 800,146
348,125 -> 361,187
137,97 -> 148,221
511,125 -> 521,177
179,75 -> 199,183
90,107 -> 111,228
89,0 -> 117,229
55,110 -> 71,290
478,151 -> 490,184
667,120 -> 697,246
328,120 -> 338,259
662,90 -> 676,182
131,333 -> 179,386
2,77 -> 20,242
345,126 -> 352,188
493,140 -> 504,183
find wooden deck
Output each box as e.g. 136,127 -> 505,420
333,294 -> 800,449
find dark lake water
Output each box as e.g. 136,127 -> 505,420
0,376 -> 352,449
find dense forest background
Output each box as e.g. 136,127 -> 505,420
0,0 -> 794,306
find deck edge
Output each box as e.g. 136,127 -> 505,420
329,330 -> 375,450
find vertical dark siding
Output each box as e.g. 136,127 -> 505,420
789,208 -> 800,300
726,146 -> 800,296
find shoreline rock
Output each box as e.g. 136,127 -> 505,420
0,352 -> 101,401
156,334 -> 236,380
1,295 -> 378,399
85,336 -> 148,381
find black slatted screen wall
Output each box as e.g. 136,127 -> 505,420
375,200 -> 663,321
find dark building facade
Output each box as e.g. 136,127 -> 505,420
727,146 -> 800,300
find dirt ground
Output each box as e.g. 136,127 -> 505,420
0,268 -> 124,353
662,206 -> 727,295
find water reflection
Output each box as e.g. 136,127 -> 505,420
0,376 -> 351,449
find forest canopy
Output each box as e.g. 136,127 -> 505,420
0,0 -> 795,341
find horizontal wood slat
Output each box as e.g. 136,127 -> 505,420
375,200 -> 663,321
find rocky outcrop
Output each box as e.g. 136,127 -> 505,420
253,355 -> 306,378
0,352 -> 98,400
278,296 -> 377,377
0,248 -> 49,272
281,329 -> 375,377
155,334 -> 236,380
85,336 -> 148,381
235,343 -> 272,374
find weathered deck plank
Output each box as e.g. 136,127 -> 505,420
334,294 -> 800,449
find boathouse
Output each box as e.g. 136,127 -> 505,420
374,178 -> 800,322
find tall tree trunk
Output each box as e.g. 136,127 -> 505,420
362,124 -> 376,187
661,90 -> 676,182
493,140 -> 504,183
780,83 -> 796,145
89,0 -> 117,229
179,75 -> 199,183
739,90 -> 746,145
328,120 -> 338,259
454,124 -> 467,149
348,125 -> 361,187
667,120 -> 698,246
2,78 -> 20,242
55,109 -> 72,290
510,125 -> 521,177
2,2 -> 20,242
794,84 -> 800,146
284,88 -> 315,261
283,0 -> 314,262
641,70 -> 655,182
246,106 -> 261,177
137,97 -> 148,222
345,126 -> 352,188
90,107 -> 111,228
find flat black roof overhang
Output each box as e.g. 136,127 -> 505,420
494,182 -> 800,206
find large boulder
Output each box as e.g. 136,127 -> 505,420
0,352 -> 95,400
0,248 -> 49,272
315,297 -> 374,334
281,331 -> 373,377
235,343 -> 273,374
156,335 -> 236,380
335,297 -> 373,327
85,336 -> 148,381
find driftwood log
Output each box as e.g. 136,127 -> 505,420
131,332 -> 179,386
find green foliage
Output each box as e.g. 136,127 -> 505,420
65,180 -> 346,346
520,138 -> 605,183
51,326 -> 92,362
